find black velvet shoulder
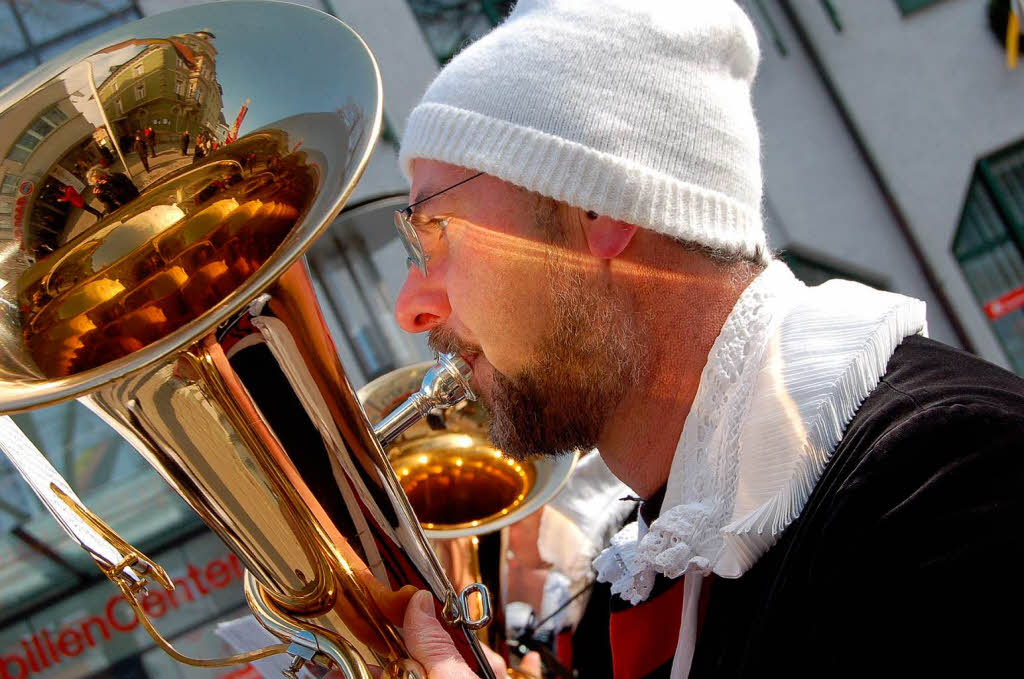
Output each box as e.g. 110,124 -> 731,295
690,336 -> 1024,679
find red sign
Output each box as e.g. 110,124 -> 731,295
226,98 -> 250,145
12,181 -> 31,248
984,284 -> 1024,320
0,552 -> 245,678
12,196 -> 27,230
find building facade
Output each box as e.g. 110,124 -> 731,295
96,30 -> 226,147
0,79 -> 94,253
747,0 -> 1024,371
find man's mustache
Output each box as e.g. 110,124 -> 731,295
427,326 -> 481,357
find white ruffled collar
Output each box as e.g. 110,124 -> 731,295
594,260 -> 927,604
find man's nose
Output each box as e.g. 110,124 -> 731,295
394,266 -> 450,333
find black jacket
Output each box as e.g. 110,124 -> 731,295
688,335 -> 1024,678
576,336 -> 1023,678
93,172 -> 138,212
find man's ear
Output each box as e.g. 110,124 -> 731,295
583,215 -> 639,259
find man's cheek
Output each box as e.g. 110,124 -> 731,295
449,263 -> 505,329
450,259 -> 536,366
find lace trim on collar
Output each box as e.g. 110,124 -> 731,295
595,261 -> 927,604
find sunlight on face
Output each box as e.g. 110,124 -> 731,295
401,161 -> 650,459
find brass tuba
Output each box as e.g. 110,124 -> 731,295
0,3 -> 564,678
359,363 -> 578,653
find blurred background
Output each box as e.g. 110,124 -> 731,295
0,1 -> 1022,677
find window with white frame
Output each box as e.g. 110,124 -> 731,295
1,174 -> 20,196
175,78 -> 184,96
4,106 -> 67,164
29,116 -> 55,139
134,82 -> 145,101
116,98 -> 123,115
134,62 -> 143,77
42,106 -> 67,125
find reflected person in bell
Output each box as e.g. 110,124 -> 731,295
372,1 -> 1023,678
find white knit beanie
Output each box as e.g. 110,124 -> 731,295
399,0 -> 770,261
399,0 -> 767,262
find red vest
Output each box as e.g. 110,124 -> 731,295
608,576 -> 712,679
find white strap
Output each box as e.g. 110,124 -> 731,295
0,415 -> 126,571
670,574 -> 703,679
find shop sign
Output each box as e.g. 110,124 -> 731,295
0,532 -> 248,678
12,197 -> 28,232
12,178 -> 36,246
984,283 -> 1024,320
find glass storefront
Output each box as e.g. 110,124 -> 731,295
1,530 -> 253,679
953,143 -> 1024,375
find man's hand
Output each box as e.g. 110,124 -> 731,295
325,589 -> 542,678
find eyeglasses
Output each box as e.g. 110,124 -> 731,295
394,171 -> 483,275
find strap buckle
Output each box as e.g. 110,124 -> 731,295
459,582 -> 492,630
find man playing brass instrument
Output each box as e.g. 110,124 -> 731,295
372,1 -> 1024,677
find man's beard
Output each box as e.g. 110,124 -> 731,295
429,265 -> 647,462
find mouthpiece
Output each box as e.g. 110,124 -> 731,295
372,353 -> 475,447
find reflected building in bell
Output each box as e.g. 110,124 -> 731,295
0,76 -> 105,255
96,30 -> 226,148
0,30 -> 230,258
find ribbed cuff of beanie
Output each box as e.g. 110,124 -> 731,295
400,102 -> 767,262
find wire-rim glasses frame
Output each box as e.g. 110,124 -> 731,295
393,171 -> 484,276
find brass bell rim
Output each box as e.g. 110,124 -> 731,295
420,451 -> 577,541
0,0 -> 383,414
358,360 -> 580,540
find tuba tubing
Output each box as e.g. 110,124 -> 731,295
76,259 -> 496,678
